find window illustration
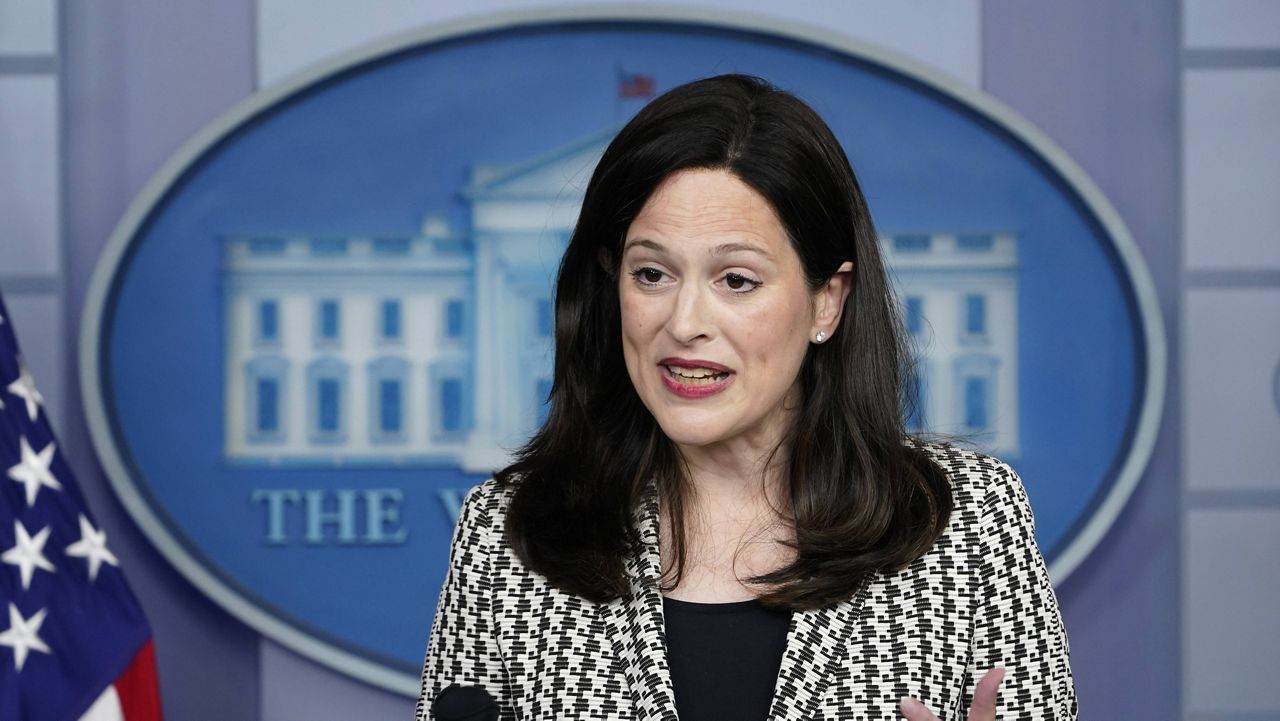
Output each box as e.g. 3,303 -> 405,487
372,237 -> 410,255
244,355 -> 288,443
964,294 -> 987,337
368,356 -> 408,443
248,237 -> 286,255
441,378 -> 463,432
258,300 -> 279,344
307,357 -> 348,443
380,380 -> 402,432
310,237 -> 348,256
964,376 -> 989,429
537,298 -> 553,338
444,299 -> 465,340
893,234 -> 931,252
380,300 -> 401,341
429,362 -> 471,440
953,354 -> 999,435
956,233 -> 994,251
316,299 -> 341,344
258,379 -> 280,431
905,296 -> 923,336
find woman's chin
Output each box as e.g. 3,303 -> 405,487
654,421 -> 731,451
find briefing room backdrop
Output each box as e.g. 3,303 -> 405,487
0,1 -> 1277,720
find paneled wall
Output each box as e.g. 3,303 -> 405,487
4,1 -> 1274,719
1181,1 -> 1280,718
0,0 -> 62,426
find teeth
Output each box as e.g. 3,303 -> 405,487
665,366 -> 728,384
671,367 -> 716,378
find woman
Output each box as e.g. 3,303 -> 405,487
417,75 -> 1076,720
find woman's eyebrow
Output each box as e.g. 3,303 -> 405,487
622,238 -> 668,255
711,242 -> 774,260
622,238 -> 774,261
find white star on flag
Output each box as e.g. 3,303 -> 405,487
6,436 -> 61,506
2,520 -> 56,590
0,603 -> 51,671
6,356 -> 43,422
65,514 -> 119,582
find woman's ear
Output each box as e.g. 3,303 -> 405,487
813,261 -> 854,342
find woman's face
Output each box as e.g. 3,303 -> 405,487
619,168 -> 847,457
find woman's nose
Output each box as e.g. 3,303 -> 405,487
665,282 -> 712,344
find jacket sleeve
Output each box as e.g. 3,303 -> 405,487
961,463 -> 1078,720
415,483 -> 512,720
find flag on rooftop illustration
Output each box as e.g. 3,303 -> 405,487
0,291 -> 161,720
617,67 -> 656,98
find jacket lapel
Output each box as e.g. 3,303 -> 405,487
598,488 -> 679,720
766,580 -> 870,720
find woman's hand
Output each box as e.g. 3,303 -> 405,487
899,668 -> 1005,721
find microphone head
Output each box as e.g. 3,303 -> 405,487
431,684 -> 500,721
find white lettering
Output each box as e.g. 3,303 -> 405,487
251,488 -> 409,546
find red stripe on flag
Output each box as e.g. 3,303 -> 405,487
618,72 -> 655,98
114,640 -> 163,721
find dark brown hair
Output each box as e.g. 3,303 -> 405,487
497,74 -> 951,609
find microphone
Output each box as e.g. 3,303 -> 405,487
431,684 -> 500,721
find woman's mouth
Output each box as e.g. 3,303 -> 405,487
659,360 -> 734,398
664,365 -> 731,385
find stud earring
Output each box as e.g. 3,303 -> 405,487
814,331 -> 827,343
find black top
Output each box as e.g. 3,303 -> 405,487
662,597 -> 792,721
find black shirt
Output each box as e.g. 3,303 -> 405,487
662,597 -> 793,721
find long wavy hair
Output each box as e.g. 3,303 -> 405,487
497,74 -> 951,609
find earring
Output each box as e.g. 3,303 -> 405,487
814,331 -> 827,343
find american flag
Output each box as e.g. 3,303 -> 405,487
0,292 -> 161,720
617,69 -> 656,99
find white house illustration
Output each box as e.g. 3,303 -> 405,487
222,127 -> 1018,468
887,232 -> 1020,456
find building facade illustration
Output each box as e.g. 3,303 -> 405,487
888,232 -> 1020,456
222,128 -> 1019,468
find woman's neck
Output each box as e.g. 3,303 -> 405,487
677,436 -> 789,509
660,443 -> 795,603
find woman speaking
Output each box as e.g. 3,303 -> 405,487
417,74 -> 1076,720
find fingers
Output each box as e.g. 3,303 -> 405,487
899,697 -> 940,721
967,667 -> 1006,721
900,667 -> 1005,721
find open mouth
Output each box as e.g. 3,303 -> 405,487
663,365 -> 731,385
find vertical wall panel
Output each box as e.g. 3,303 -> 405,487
1184,69 -> 1280,270
0,76 -> 59,275
0,0 -> 56,55
1181,1 -> 1280,717
1185,289 -> 1280,491
985,2 -> 1181,719
60,2 -> 262,720
1185,0 -> 1280,49
259,641 -> 414,721
1185,509 -> 1280,714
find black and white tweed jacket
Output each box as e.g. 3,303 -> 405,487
416,445 -> 1077,720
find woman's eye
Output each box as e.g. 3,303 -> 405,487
724,273 -> 761,292
631,267 -> 665,285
